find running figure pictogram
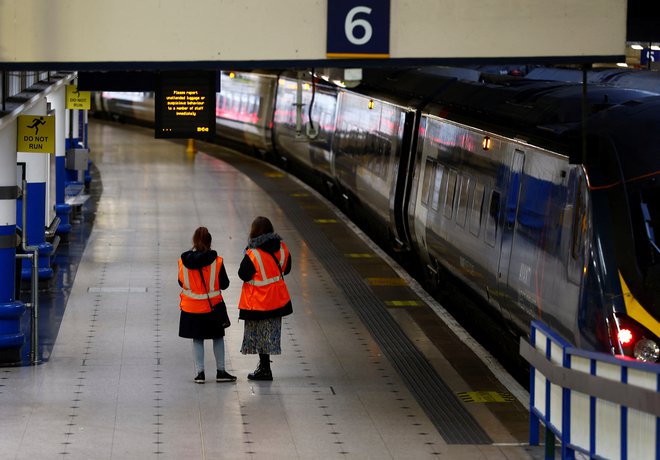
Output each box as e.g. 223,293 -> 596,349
27,117 -> 46,136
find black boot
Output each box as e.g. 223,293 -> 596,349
248,354 -> 273,381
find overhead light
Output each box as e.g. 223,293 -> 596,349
616,63 -> 629,67
631,44 -> 644,50
651,45 -> 660,51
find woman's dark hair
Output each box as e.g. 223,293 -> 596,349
192,226 -> 212,252
249,216 -> 274,239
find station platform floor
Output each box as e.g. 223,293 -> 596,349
1,120 -> 549,459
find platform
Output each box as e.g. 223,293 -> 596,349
0,120 -> 546,459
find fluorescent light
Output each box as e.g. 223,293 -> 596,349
631,44 -> 644,50
651,45 -> 660,51
616,63 -> 629,67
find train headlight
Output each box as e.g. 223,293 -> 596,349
634,339 -> 660,362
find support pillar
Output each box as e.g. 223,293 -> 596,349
0,117 -> 26,364
17,98 -> 54,280
49,85 -> 71,234
82,110 -> 91,187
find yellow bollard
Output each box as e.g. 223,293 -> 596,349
186,138 -> 197,158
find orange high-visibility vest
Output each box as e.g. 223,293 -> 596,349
178,256 -> 224,313
238,242 -> 290,313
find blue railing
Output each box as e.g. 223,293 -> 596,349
520,320 -> 660,459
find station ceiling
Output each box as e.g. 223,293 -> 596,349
0,0 -> 628,70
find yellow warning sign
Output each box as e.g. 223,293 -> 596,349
17,115 -> 55,153
66,85 -> 91,110
457,391 -> 516,403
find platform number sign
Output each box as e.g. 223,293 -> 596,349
327,0 -> 390,58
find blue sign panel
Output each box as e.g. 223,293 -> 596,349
327,0 -> 390,58
640,49 -> 660,66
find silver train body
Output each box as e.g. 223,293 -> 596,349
92,68 -> 660,362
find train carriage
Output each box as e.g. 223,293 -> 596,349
92,66 -> 660,363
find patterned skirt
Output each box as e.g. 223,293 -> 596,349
240,317 -> 282,355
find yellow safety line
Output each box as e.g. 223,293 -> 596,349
385,300 -> 423,307
264,172 -> 284,178
345,253 -> 374,259
367,277 -> 407,286
457,391 -> 515,403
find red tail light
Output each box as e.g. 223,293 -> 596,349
618,328 -> 634,345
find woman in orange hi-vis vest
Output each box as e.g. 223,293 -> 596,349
238,216 -> 292,380
178,227 -> 236,384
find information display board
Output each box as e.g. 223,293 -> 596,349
155,71 -> 216,140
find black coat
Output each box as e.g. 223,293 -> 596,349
178,249 -> 230,339
238,233 -> 293,320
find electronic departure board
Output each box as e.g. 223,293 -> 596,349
155,71 -> 217,140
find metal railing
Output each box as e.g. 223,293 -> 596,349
1,71 -> 53,112
520,320 -> 660,459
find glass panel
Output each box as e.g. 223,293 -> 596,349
470,182 -> 485,236
421,158 -> 435,206
456,177 -> 470,227
444,170 -> 458,219
485,190 -> 500,247
572,177 -> 586,259
430,165 -> 445,211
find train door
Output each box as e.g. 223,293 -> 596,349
497,149 -> 525,319
408,118 -> 433,265
390,110 -> 418,250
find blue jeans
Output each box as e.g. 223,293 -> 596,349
192,338 -> 225,374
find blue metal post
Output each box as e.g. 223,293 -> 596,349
529,326 -> 540,446
562,350 -> 575,459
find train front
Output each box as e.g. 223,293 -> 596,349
583,97 -> 660,362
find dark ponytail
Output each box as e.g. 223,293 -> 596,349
192,227 -> 212,252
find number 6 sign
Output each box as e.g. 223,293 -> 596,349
327,0 -> 390,58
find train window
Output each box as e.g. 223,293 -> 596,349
571,178 -> 587,259
421,159 -> 436,207
456,177 -> 470,227
485,190 -> 500,247
444,170 -> 458,219
470,183 -> 485,236
430,165 -> 445,211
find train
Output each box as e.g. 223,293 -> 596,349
92,66 -> 660,363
